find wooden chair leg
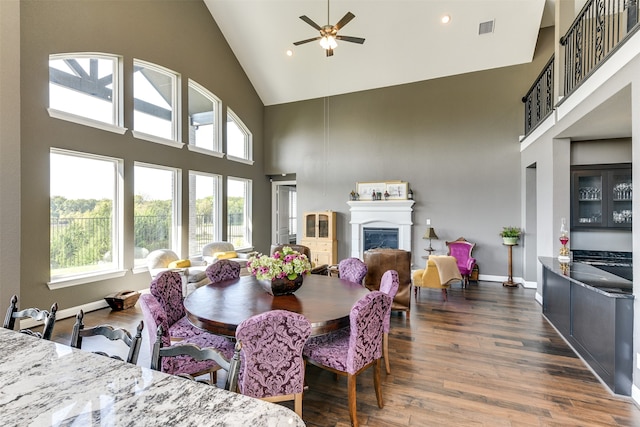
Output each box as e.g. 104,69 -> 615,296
383,332 -> 391,374
294,392 -> 303,418
347,373 -> 359,427
374,359 -> 383,409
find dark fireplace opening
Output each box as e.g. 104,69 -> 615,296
363,227 -> 399,252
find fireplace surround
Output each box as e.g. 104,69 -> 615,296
347,200 -> 415,259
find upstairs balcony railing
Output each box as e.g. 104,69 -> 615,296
522,0 -> 639,137
522,55 -> 554,136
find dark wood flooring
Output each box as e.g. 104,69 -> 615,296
48,282 -> 640,426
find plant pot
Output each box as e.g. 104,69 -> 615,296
258,274 -> 304,296
502,237 -> 518,245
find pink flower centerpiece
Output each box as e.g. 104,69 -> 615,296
247,246 -> 311,295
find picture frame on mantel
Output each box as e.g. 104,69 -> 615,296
356,182 -> 386,200
386,182 -> 409,200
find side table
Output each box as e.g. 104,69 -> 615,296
502,243 -> 519,287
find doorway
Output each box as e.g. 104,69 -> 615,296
271,180 -> 297,245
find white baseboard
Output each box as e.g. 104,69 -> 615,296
18,288 -> 150,330
632,384 -> 640,406
477,274 -> 536,289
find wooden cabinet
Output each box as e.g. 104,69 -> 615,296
571,164 -> 631,230
301,211 -> 337,265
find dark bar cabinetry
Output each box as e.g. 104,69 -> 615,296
540,257 -> 633,395
571,164 -> 631,230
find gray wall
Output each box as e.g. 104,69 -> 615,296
17,0 -> 268,310
0,0 -> 21,307
264,28 -> 556,278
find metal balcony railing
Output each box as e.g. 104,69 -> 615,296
522,0 -> 639,137
522,55 -> 554,136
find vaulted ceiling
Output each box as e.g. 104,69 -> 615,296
204,0 -> 553,106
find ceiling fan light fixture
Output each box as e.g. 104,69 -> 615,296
319,35 -> 337,50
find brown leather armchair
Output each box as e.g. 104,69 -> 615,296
363,249 -> 411,312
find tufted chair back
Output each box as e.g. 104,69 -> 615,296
206,259 -> 241,283
338,257 -> 368,285
445,237 -> 477,287
150,270 -> 185,328
235,310 -> 311,417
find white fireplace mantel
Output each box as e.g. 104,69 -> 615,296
348,200 -> 415,258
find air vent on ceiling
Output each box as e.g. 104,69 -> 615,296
479,20 -> 494,35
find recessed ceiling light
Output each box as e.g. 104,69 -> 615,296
441,15 -> 451,24
286,49 -> 293,57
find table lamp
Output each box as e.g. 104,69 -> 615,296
423,227 -> 439,254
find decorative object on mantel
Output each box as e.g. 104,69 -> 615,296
349,190 -> 359,201
422,227 -> 439,255
356,181 -> 410,200
558,217 -> 570,263
499,226 -> 521,245
247,246 -> 311,296
408,188 -> 414,200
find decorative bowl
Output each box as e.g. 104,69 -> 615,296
258,274 -> 304,296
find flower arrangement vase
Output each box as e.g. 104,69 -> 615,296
258,274 -> 304,296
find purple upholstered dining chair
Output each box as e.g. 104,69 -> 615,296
303,291 -> 391,427
140,293 -> 235,384
205,259 -> 241,284
379,270 -> 399,375
235,310 -> 312,418
338,257 -> 368,285
150,270 -> 203,340
445,237 -> 476,287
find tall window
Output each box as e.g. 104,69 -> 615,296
189,171 -> 221,257
50,149 -> 123,282
133,60 -> 180,143
188,80 -> 222,155
227,177 -> 252,249
226,108 -> 253,163
48,53 -> 123,130
134,163 -> 180,267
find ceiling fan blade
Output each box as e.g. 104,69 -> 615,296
326,48 -> 334,57
336,35 -> 365,44
293,36 -> 321,46
334,12 -> 355,30
299,15 -> 322,31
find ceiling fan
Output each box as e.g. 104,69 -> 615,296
293,1 -> 365,57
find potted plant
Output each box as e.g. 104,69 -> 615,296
500,226 -> 522,245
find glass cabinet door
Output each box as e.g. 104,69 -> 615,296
318,214 -> 329,238
305,214 -> 316,238
575,172 -> 603,227
610,171 -> 632,227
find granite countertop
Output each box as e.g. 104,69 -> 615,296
539,256 -> 633,298
0,328 -> 305,427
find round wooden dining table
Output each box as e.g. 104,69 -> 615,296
184,274 -> 370,337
